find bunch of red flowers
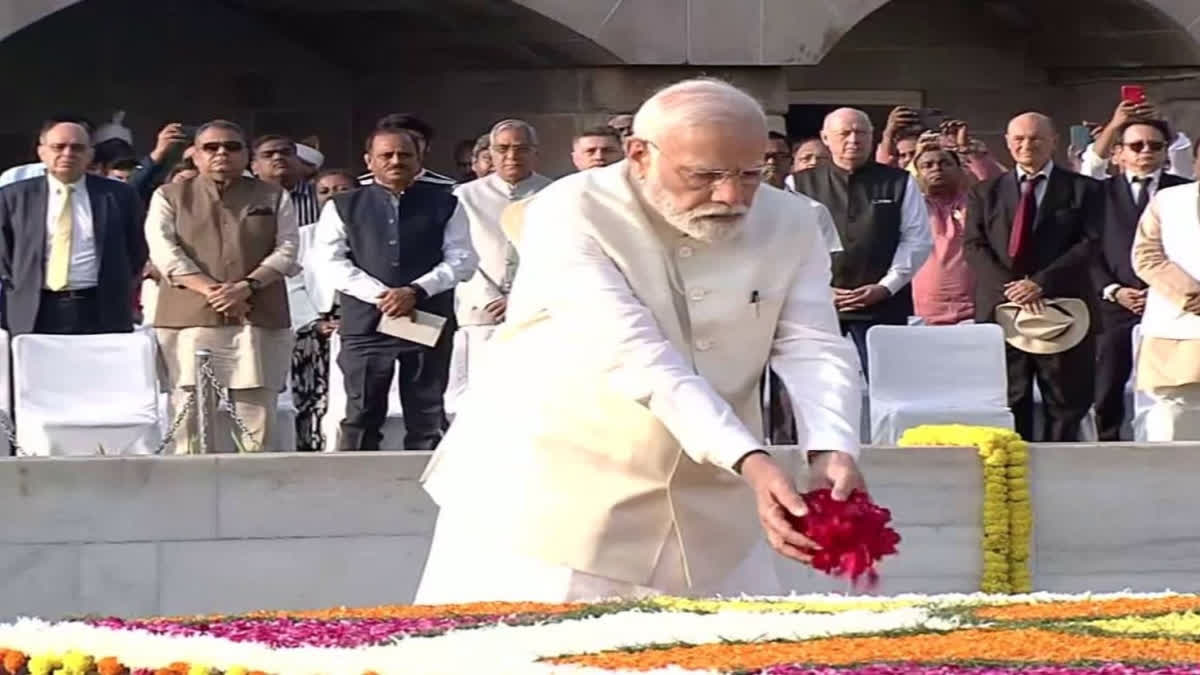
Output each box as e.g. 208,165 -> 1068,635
790,489 -> 901,588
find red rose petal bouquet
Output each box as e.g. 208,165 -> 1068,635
789,489 -> 901,588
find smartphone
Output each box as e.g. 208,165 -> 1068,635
1121,85 -> 1146,104
917,108 -> 945,131
1069,125 -> 1092,149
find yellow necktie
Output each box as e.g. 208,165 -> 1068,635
45,185 -> 73,291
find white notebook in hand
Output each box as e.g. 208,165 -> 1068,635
376,311 -> 447,347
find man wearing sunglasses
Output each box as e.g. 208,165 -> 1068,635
1090,117 -> 1191,441
146,120 -> 299,454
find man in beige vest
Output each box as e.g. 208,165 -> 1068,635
1132,180 -> 1200,440
418,79 -> 865,603
147,120 -> 298,453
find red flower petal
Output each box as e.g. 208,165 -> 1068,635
788,489 -> 901,589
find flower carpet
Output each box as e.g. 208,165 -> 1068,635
2,592 -> 1199,674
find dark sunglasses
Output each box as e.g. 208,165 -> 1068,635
257,147 -> 294,159
200,141 -> 246,154
1126,140 -> 1166,153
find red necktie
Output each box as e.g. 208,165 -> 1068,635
1007,174 -> 1044,274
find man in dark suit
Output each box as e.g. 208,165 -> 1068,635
0,120 -> 147,335
964,112 -> 1103,442
1091,118 -> 1191,440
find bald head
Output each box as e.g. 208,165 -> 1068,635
1005,111 -> 1057,173
821,107 -> 874,171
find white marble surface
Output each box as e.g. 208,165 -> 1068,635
0,445 -> 1198,619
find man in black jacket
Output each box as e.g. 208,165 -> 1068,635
964,112 -> 1103,442
791,107 -> 931,377
314,128 -> 477,450
1090,118 -> 1191,440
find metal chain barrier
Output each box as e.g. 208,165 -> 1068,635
199,358 -> 262,453
0,411 -> 22,456
154,390 -> 195,455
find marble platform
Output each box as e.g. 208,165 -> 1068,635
0,445 -> 1197,619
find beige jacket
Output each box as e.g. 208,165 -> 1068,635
423,164 -> 860,588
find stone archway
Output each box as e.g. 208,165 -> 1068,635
7,0 -> 1198,65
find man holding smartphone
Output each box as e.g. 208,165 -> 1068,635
1082,92 -> 1195,181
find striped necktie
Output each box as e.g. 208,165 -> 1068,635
45,184 -> 74,291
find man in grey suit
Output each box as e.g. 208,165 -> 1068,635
0,120 -> 147,335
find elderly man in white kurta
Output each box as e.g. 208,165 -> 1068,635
417,79 -> 864,603
445,119 -> 552,410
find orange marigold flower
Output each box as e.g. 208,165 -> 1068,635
97,656 -> 125,675
552,628 -> 1200,671
2,650 -> 26,673
976,596 -> 1200,620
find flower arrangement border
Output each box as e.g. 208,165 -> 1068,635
898,424 -> 1032,593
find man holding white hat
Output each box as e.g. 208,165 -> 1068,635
964,111 -> 1102,442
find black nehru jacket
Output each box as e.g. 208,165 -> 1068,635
791,162 -> 912,322
331,182 -> 457,336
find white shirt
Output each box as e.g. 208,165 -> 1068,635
44,174 -> 98,290
312,184 -> 477,305
1127,168 -> 1163,205
1015,161 -> 1054,207
880,175 -> 933,295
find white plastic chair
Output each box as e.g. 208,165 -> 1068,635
13,332 -> 161,456
867,324 -> 1013,444
321,332 -> 406,451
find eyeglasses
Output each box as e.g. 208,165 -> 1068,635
1126,140 -> 1166,153
200,141 -> 246,154
44,142 -> 89,154
256,147 -> 294,159
646,141 -> 767,190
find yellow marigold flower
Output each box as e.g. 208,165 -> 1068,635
60,651 -> 93,675
27,653 -> 61,675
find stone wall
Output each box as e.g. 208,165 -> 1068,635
2,445 -> 1198,620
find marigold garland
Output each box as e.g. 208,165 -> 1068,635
899,424 -> 1032,593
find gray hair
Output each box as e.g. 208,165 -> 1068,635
489,119 -> 538,146
195,119 -> 246,141
472,133 -> 490,155
631,78 -> 767,143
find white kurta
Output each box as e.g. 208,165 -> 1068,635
417,162 -> 861,603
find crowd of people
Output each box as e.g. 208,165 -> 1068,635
1,81 -> 1199,455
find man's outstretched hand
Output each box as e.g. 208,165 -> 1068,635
739,452 -> 820,563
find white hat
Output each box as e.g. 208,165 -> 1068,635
296,143 -> 324,169
94,111 -> 134,146
995,298 -> 1090,355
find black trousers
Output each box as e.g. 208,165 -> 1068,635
1094,310 -> 1139,442
33,289 -> 105,334
1007,336 -> 1095,442
337,330 -> 452,451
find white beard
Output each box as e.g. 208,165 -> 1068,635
638,172 -> 748,243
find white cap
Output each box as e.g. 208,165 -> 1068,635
296,143 -> 324,169
94,111 -> 134,146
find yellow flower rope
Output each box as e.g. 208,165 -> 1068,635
899,425 -> 1032,593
